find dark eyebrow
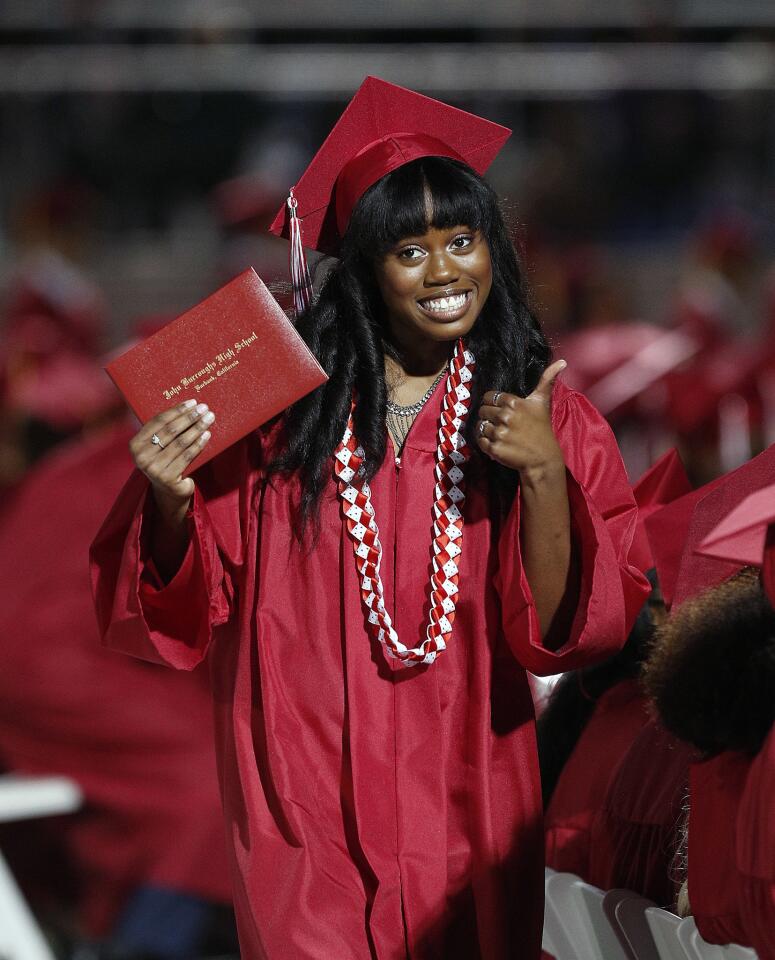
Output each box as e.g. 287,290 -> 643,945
394,226 -> 478,246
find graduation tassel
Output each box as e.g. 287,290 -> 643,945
287,189 -> 313,319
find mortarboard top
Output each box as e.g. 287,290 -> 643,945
558,323 -> 665,396
644,476 -> 726,609
671,444 -> 775,607
629,448 -> 692,575
695,482 -> 775,567
268,76 -> 511,257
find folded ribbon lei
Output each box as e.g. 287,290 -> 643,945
333,339 -> 476,666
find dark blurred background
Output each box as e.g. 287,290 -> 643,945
4,1 -> 775,482
1,3 -> 775,958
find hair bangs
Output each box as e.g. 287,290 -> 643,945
345,157 -> 490,260
421,157 -> 489,235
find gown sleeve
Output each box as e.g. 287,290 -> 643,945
90,437 -> 260,671
495,384 -> 649,676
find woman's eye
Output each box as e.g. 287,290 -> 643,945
451,235 -> 473,250
398,246 -> 424,261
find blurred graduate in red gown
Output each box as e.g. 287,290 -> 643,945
584,471 -> 718,907
644,445 -> 775,958
91,78 -> 648,959
646,569 -> 775,957
539,449 -> 689,881
737,724 -> 775,960
0,406 -> 233,956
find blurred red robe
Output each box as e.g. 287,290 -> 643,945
91,382 -> 648,960
737,726 -> 775,960
689,752 -> 752,949
0,422 -> 231,934
588,720 -> 692,907
544,679 -> 650,879
689,733 -> 775,960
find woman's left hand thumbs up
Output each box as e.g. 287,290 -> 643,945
476,359 -> 567,480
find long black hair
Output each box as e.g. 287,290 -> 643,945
269,156 -> 552,532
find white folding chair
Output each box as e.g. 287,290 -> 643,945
718,947 -> 758,960
601,889 -> 639,960
570,879 -> 632,960
544,870 -> 585,960
676,918 -> 725,959
0,774 -> 82,960
676,918 -> 758,960
645,907 -> 693,960
543,868 -> 559,957
545,872 -> 631,960
613,895 -> 661,960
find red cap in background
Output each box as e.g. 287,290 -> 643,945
696,482 -> 775,567
212,175 -> 285,229
662,339 -> 760,435
695,479 -> 775,609
672,444 -> 775,607
268,76 -> 511,256
644,475 -> 727,609
8,351 -> 120,431
4,250 -> 105,355
629,448 -> 693,574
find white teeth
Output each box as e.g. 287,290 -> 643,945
421,293 -> 468,312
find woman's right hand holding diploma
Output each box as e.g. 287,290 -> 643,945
129,399 -> 214,577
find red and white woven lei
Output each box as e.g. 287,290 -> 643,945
333,339 -> 476,666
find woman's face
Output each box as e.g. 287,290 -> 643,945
373,223 -> 493,348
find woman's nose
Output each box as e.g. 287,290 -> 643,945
424,250 -> 459,286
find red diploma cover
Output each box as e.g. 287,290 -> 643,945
105,268 -> 327,474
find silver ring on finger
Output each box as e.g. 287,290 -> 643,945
151,433 -> 165,449
492,391 -> 502,407
478,419 -> 490,438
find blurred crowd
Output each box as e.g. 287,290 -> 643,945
0,251 -> 239,958
1,71 -> 775,958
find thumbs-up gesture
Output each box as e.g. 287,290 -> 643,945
476,359 -> 567,480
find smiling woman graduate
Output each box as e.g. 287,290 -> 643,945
91,78 -> 649,960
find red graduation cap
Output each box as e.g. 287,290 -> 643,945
696,482 -> 775,566
644,475 -> 727,609
629,449 -> 693,574
268,76 -> 512,259
695,478 -> 775,608
671,444 -> 775,607
662,338 -> 760,435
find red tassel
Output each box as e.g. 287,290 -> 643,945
287,189 -> 313,319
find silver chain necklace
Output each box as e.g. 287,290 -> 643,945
386,366 -> 447,417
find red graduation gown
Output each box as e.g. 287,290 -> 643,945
90,381 -> 648,960
588,720 -> 692,907
736,727 -> 775,960
544,679 -> 650,879
688,753 -> 752,948
0,423 -> 231,935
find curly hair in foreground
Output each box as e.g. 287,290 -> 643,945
644,568 -> 775,758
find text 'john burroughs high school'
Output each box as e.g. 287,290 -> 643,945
162,331 -> 258,400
